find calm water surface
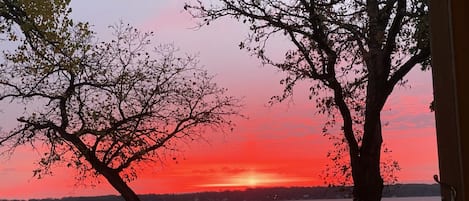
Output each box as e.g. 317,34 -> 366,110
285,197 -> 441,201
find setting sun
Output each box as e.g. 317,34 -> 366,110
247,176 -> 259,187
195,168 -> 311,190
231,171 -> 264,187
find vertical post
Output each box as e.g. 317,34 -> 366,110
429,0 -> 469,200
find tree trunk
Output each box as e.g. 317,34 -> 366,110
99,168 -> 141,201
64,135 -> 141,201
352,152 -> 384,201
351,116 -> 384,201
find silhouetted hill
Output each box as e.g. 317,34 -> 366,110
3,184 -> 440,201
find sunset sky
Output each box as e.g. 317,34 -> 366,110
0,0 -> 439,199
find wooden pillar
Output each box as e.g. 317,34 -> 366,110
430,0 -> 469,200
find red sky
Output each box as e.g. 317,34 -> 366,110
0,0 -> 439,199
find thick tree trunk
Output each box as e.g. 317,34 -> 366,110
351,115 -> 384,201
100,168 -> 141,201
347,42 -> 388,200
352,161 -> 384,201
352,151 -> 384,201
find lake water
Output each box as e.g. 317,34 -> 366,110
285,197 -> 441,201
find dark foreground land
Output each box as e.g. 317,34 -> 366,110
4,184 -> 440,201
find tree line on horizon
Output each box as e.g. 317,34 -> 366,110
1,184 -> 440,201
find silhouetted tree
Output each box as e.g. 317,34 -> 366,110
0,18 -> 241,201
185,0 -> 430,200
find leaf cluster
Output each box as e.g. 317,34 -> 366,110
321,131 -> 400,186
0,0 -> 72,43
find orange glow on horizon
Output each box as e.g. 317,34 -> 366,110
195,170 -> 309,188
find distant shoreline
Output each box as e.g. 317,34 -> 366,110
6,184 -> 440,201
